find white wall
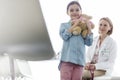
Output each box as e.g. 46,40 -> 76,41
39,0 -> 120,78
40,0 -> 120,57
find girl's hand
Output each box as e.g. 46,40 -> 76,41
86,21 -> 94,34
71,19 -> 80,27
68,19 -> 81,33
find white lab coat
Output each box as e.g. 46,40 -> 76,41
86,36 -> 117,75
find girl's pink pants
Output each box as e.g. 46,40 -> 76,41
60,62 -> 83,80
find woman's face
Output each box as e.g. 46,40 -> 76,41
67,4 -> 82,20
98,19 -> 111,35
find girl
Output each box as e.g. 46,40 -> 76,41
59,1 -> 93,80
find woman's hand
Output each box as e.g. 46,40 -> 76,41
84,62 -> 90,70
84,62 -> 96,70
89,64 -> 96,70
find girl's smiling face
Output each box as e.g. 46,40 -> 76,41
67,4 -> 82,20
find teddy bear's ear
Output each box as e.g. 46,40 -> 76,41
81,14 -> 92,20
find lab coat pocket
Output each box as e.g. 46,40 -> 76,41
100,49 -> 110,61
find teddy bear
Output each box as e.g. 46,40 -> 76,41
71,14 -> 94,38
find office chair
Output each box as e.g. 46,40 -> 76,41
0,55 -> 32,80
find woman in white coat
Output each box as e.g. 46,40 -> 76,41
82,17 -> 117,80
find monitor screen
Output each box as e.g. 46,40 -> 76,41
0,0 -> 55,61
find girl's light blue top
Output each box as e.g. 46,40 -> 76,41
59,21 -> 93,67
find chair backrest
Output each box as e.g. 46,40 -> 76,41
0,55 -> 32,79
0,55 -> 20,77
0,56 -> 11,76
0,0 -> 55,61
16,59 -> 32,79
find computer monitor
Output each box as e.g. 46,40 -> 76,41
0,0 -> 55,61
